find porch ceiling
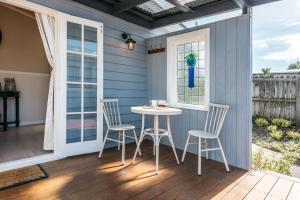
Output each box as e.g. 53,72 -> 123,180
71,0 -> 280,29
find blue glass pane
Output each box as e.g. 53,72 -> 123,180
67,114 -> 81,143
83,113 -> 97,141
84,85 -> 97,112
67,53 -> 81,82
67,22 -> 82,52
84,26 -> 97,54
84,56 -> 97,83
67,84 -> 81,112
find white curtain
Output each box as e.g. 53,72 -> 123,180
35,13 -> 55,150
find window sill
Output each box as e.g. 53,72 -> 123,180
170,104 -> 208,111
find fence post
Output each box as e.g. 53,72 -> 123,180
296,75 -> 300,127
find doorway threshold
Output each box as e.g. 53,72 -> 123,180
0,153 -> 62,172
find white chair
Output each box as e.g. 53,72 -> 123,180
181,103 -> 230,175
99,99 -> 141,165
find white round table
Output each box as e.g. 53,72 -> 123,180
131,106 -> 182,174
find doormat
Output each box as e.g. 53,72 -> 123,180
0,164 -> 48,191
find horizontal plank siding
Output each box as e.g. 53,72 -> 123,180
146,14 -> 251,170
28,0 -> 150,149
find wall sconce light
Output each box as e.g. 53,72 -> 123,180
122,33 -> 136,50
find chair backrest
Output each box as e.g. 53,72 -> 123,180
204,103 -> 229,137
100,99 -> 121,128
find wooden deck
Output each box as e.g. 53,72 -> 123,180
0,141 -> 299,200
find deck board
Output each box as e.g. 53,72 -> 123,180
0,141 -> 299,200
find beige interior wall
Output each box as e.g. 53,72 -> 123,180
0,4 -> 49,125
0,4 -> 50,74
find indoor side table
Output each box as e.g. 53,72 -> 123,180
0,91 -> 20,131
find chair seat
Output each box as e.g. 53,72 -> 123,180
189,130 -> 217,139
110,124 -> 135,131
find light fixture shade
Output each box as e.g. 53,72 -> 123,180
125,38 -> 136,50
122,33 -> 136,50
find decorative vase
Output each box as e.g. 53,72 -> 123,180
4,78 -> 16,92
185,53 -> 197,88
188,67 -> 195,88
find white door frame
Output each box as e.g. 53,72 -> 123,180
0,0 -> 103,171
57,13 -> 103,157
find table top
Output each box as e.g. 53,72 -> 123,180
131,106 -> 182,116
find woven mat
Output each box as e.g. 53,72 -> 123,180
0,165 -> 48,191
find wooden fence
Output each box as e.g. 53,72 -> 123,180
252,72 -> 300,125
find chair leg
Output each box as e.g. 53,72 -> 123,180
181,133 -> 190,162
132,130 -> 145,162
198,137 -> 202,175
118,131 -> 121,150
122,130 -> 125,165
169,135 -> 179,164
153,140 -> 156,156
167,116 -> 179,164
133,129 -> 141,156
205,139 -> 209,160
99,129 -> 109,158
217,138 -> 230,172
132,115 -> 145,162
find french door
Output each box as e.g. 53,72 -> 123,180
57,14 -> 103,157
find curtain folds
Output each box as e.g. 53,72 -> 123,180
35,13 -> 55,150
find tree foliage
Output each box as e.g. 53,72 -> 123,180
261,67 -> 271,75
288,61 -> 300,70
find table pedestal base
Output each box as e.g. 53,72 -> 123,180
132,115 -> 179,174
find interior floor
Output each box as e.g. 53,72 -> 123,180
0,124 -> 52,163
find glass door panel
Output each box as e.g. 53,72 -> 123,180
66,21 -> 100,145
67,114 -> 81,143
67,22 -> 82,52
84,26 -> 97,54
83,113 -> 97,141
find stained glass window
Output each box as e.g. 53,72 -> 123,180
177,41 -> 206,106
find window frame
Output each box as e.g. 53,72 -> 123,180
167,28 -> 210,111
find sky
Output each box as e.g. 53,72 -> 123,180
252,0 -> 300,73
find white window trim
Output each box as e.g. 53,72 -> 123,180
167,28 -> 210,111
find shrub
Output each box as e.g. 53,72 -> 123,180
271,118 -> 292,128
255,118 -> 269,127
267,125 -> 277,132
287,131 -> 300,141
270,130 -> 283,141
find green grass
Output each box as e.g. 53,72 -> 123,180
252,149 -> 292,175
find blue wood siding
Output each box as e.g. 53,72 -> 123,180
146,15 -> 252,170
29,0 -> 251,169
29,0 -> 151,146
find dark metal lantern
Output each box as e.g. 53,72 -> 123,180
122,33 -> 136,50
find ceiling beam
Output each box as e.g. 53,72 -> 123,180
112,0 -> 149,14
231,0 -> 248,8
71,0 -> 152,28
165,0 -> 192,12
231,0 -> 249,13
152,0 -> 239,28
